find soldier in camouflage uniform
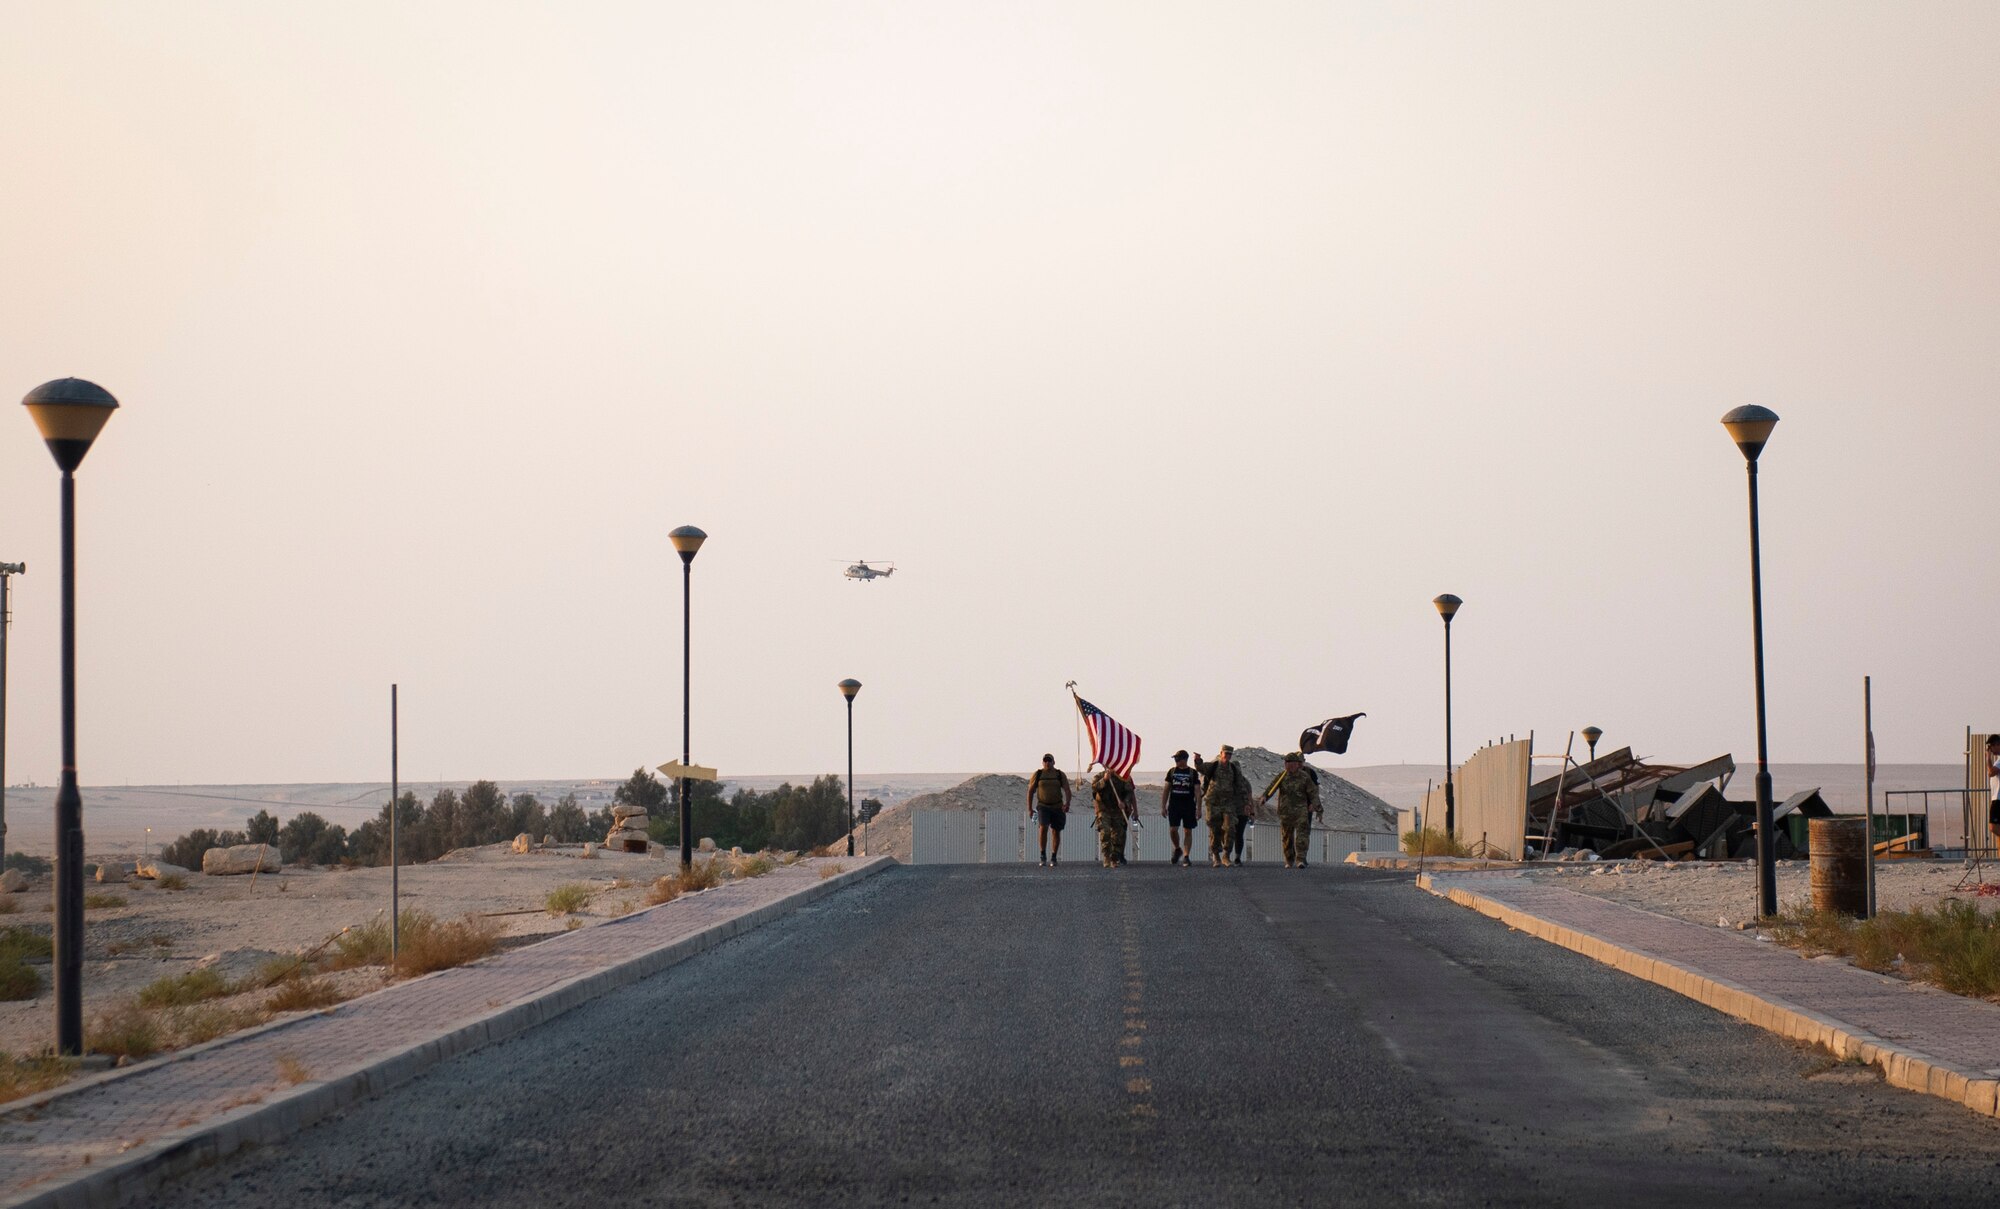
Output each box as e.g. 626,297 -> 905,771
1192,745 -> 1251,867
1260,751 -> 1323,868
1091,768 -> 1134,867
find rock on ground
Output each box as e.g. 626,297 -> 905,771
0,869 -> 28,893
202,844 -> 282,876
96,861 -> 137,884
137,860 -> 192,880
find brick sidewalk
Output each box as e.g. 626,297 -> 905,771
1422,873 -> 2000,1119
0,856 -> 889,1205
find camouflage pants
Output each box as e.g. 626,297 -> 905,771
1279,806 -> 1313,864
1098,812 -> 1128,864
1206,807 -> 1234,859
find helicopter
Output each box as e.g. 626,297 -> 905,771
841,560 -> 896,582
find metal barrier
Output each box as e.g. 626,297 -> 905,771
907,810 -> 1393,865
1881,788 -> 1992,861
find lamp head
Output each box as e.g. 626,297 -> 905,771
838,678 -> 862,701
1582,726 -> 1603,748
1720,405 -> 1780,462
1432,593 -> 1462,622
669,525 -> 707,565
23,378 -> 118,472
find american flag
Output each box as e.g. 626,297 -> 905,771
1075,695 -> 1141,778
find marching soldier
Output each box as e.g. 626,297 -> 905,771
1091,767 -> 1134,867
1193,745 -> 1251,867
1260,751 -> 1323,868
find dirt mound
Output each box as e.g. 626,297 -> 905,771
844,774 -> 1034,861
1227,747 -> 1397,833
903,773 -> 1031,814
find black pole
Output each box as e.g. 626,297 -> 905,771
845,697 -> 856,857
54,471 -> 82,1055
680,559 -> 692,871
0,565 -> 14,869
1442,616 -> 1455,837
1747,459 -> 1777,918
390,684 -> 399,963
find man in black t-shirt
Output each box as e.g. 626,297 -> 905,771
1159,749 -> 1200,867
1026,754 -> 1073,867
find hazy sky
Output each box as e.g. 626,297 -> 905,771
1,2 -> 1994,785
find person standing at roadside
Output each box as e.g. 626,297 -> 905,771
1027,754 -> 1071,867
1160,750 -> 1200,867
1260,751 -> 1324,868
1193,745 -> 1250,867
1987,734 -> 2000,848
1092,766 -> 1134,868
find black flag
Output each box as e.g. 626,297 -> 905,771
1300,713 -> 1365,755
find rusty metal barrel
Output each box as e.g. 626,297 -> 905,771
1809,817 -> 1869,917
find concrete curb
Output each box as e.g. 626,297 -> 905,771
3,856 -> 896,1209
1418,873 -> 2000,1121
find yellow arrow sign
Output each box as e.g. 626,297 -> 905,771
657,761 -> 719,782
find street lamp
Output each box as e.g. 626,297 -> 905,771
1722,405 -> 1781,919
839,679 -> 861,856
22,376 -> 118,1056
1433,594 -> 1462,836
0,561 -> 22,869
1582,726 -> 1603,764
669,525 -> 706,871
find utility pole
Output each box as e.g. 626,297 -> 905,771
0,562 -> 21,868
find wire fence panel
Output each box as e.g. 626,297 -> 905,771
983,809 -> 1024,862
911,810 -> 983,864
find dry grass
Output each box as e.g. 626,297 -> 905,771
645,858 -> 726,907
83,893 -> 127,910
1771,900 -> 2000,1000
1401,828 -> 1471,857
87,1000 -> 162,1061
544,883 -> 594,915
155,872 -> 189,891
265,977 -> 344,1014
0,898 -> 17,915
0,959 -> 38,1002
808,843 -> 838,858
731,856 -> 775,879
819,864 -> 847,880
277,1054 -> 312,1086
0,1054 -> 74,1105
137,968 -> 231,1009
166,1002 -> 265,1046
256,954 -> 310,986
0,927 -> 50,964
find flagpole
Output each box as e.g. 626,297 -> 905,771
1065,680 -> 1081,780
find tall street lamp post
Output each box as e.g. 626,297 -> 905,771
1722,405 -> 1781,919
838,680 -> 861,856
22,377 -> 119,1056
1433,594 -> 1462,836
669,525 -> 706,871
0,561 -> 22,868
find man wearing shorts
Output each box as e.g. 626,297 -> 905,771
1027,754 -> 1072,867
1160,750 -> 1200,866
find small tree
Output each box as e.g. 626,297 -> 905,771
508,793 -> 548,840
546,793 -> 589,842
246,810 -> 280,847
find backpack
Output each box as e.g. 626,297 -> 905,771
1032,768 -> 1067,805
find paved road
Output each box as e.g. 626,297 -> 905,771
159,867 -> 2000,1207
